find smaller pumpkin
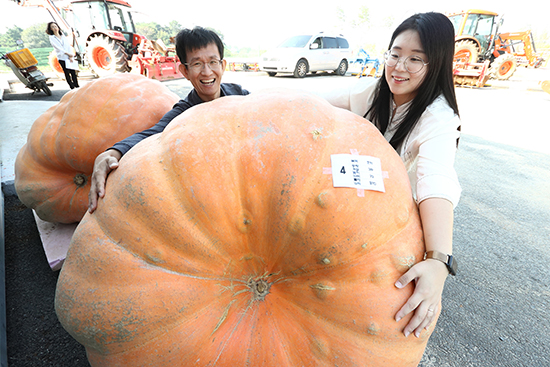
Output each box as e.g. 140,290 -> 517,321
14,73 -> 179,223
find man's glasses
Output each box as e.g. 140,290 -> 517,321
184,59 -> 223,72
383,51 -> 428,74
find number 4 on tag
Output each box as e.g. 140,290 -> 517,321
330,154 -> 385,193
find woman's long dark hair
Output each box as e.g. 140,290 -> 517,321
366,12 -> 459,150
45,22 -> 64,36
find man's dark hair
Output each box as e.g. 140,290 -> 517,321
175,27 -> 224,65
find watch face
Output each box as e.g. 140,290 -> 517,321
448,256 -> 457,276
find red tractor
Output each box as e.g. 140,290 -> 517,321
14,0 -> 182,80
448,9 -> 545,86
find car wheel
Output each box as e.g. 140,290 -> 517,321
267,72 -> 277,77
293,59 -> 308,78
336,59 -> 348,76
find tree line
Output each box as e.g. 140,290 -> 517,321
0,21 -> 264,58
0,21 -> 192,49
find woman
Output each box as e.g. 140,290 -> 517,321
46,22 -> 79,89
325,12 -> 461,339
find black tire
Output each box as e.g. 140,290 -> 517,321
490,54 -> 517,80
336,59 -> 348,76
454,40 -> 479,64
40,81 -> 52,96
267,72 -> 277,77
86,34 -> 129,77
293,59 -> 308,78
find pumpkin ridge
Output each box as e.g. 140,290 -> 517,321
266,131 -> 331,270
159,126 -> 244,258
265,285 -> 410,365
60,223 -> 250,359
92,212 -> 238,283
211,297 -> 257,366
96,140 -> 237,275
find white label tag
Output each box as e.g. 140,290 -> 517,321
330,154 -> 385,193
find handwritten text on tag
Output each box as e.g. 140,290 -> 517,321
330,154 -> 385,193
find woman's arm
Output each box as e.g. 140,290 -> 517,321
49,35 -> 74,58
394,197 -> 454,337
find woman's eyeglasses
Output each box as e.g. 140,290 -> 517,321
384,51 -> 428,74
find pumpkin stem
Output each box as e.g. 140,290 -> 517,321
73,173 -> 88,187
248,278 -> 271,301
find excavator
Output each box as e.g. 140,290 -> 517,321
12,0 -> 183,81
448,9 -> 545,87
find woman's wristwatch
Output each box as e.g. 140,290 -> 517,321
424,250 -> 457,276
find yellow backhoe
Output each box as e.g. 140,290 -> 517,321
448,9 -> 545,87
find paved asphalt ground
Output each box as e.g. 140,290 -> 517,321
1,69 -> 550,366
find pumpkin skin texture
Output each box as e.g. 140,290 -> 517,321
55,89 -> 436,366
14,73 -> 179,223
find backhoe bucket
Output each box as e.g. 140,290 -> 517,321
453,60 -> 491,88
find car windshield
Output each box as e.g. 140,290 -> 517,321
279,35 -> 312,48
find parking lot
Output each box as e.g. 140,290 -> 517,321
2,67 -> 550,366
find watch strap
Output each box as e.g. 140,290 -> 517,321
424,250 -> 457,276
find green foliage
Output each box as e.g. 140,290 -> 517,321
356,6 -> 370,27
225,46 -> 266,59
22,23 -> 50,48
135,20 -> 184,45
0,26 -> 24,48
134,21 -> 226,48
534,30 -> 549,49
336,6 -> 371,29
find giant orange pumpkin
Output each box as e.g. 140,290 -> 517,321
55,89 -> 436,366
14,73 -> 179,223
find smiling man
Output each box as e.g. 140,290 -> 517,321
88,27 -> 250,213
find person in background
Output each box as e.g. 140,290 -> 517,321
324,12 -> 461,339
88,26 -> 250,213
46,22 -> 79,89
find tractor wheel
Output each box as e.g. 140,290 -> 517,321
490,54 -> 517,80
48,51 -> 66,80
454,40 -> 478,64
86,34 -> 129,77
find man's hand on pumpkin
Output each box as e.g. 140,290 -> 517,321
88,149 -> 122,213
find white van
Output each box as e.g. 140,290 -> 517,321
260,33 -> 352,78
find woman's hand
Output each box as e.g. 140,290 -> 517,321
394,197 -> 454,337
394,255 -> 449,338
88,149 -> 122,213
